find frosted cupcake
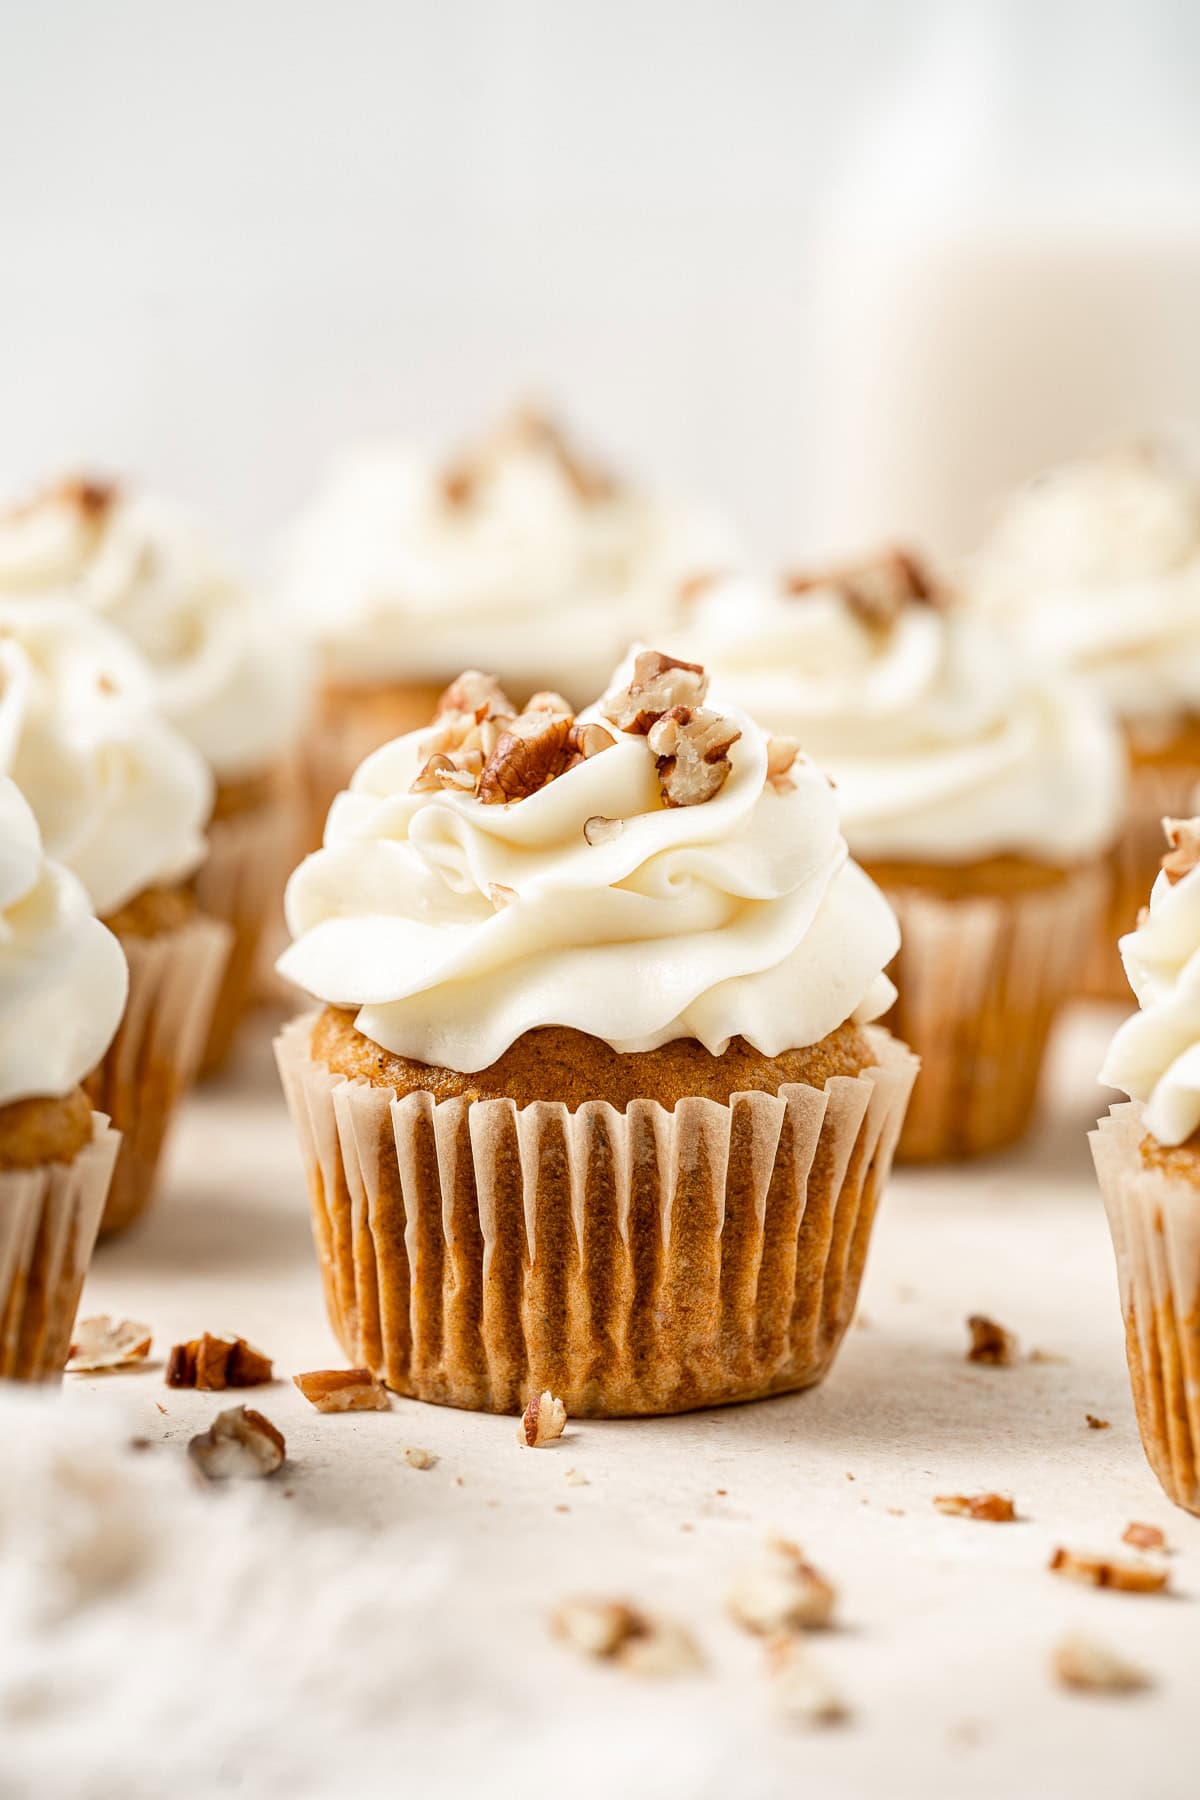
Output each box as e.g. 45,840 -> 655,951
974,443 -> 1200,996
275,651 -> 916,1416
0,477 -> 305,1066
282,409 -> 734,839
1093,818 -> 1200,1514
0,599 -> 228,1234
682,552 -> 1125,1160
0,780 -> 125,1378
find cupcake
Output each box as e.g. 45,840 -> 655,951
0,599 -> 229,1234
680,551 -> 1125,1160
275,650 -> 916,1416
974,442 -> 1200,996
1092,817 -> 1200,1514
0,476 -> 306,1067
0,779 -> 126,1378
281,409 -> 734,841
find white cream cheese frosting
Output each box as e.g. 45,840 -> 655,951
0,479 -> 303,781
280,414 -> 736,701
278,654 -> 900,1072
972,443 -> 1200,725
0,599 -> 213,918
0,778 -> 127,1106
1101,821 -> 1200,1146
679,564 -> 1124,866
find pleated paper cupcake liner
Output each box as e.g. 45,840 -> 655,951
275,1014 -> 918,1418
194,782 -> 303,1073
0,1115 -> 121,1381
303,679 -> 445,849
1091,1104 -> 1200,1516
1081,756 -> 1200,1001
86,913 -> 232,1237
878,862 -> 1104,1162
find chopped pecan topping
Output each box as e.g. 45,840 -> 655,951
434,669 -> 515,721
551,1599 -> 702,1675
188,1406 -> 285,1481
441,409 -> 615,508
167,1334 -> 273,1390
583,814 -> 624,846
1122,1521 -> 1167,1553
293,1368 -> 390,1413
478,710 -> 576,804
525,690 -> 573,715
966,1314 -> 1017,1366
518,1390 -> 568,1447
604,651 -> 709,734
726,1539 -> 836,1634
784,547 -> 945,631
403,1446 -> 438,1469
1049,1548 -> 1168,1594
410,751 -> 480,795
67,1315 -> 153,1373
566,720 -> 615,762
766,736 -> 802,793
1053,1635 -> 1151,1694
648,705 -> 741,808
934,1492 -> 1018,1522
767,1636 -> 849,1727
1160,816 -> 1200,885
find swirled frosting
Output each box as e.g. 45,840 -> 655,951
1101,821 -> 1200,1146
973,444 -> 1200,724
0,599 -> 213,918
281,415 -> 735,701
679,566 -> 1124,865
0,778 -> 127,1105
0,480 -> 303,781
278,655 -> 900,1072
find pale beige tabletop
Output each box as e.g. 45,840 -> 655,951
61,1000 -> 1199,1800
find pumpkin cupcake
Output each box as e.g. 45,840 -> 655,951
0,599 -> 228,1234
275,650 -> 916,1417
0,476 -> 306,1068
1093,817 -> 1200,1514
281,409 -> 734,842
974,442 -> 1200,996
681,551 -> 1125,1160
0,780 -> 126,1379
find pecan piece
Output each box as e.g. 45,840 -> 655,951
1122,1521 -> 1167,1553
785,547 -> 944,631
551,1599 -> 702,1676
478,710 -> 575,804
404,1446 -> 438,1470
1160,816 -> 1200,885
410,751 -> 480,795
293,1368 -> 390,1413
435,670 -> 515,720
1049,1548 -> 1168,1594
167,1334 -> 273,1390
767,1636 -> 849,1727
647,705 -> 741,807
604,650 -> 709,733
934,1492 -> 1017,1522
583,814 -> 624,846
188,1406 -> 285,1481
1086,1414 -> 1111,1430
1053,1635 -> 1151,1694
566,720 -> 615,763
518,1390 -> 567,1447
524,690 -> 573,716
966,1314 -> 1017,1366
67,1315 -> 153,1373
765,736 -> 802,793
727,1539 -> 836,1635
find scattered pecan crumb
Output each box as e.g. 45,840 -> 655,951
67,1315 -> 152,1373
583,813 -> 624,846
1122,1522 -> 1167,1553
934,1492 -> 1018,1523
518,1390 -> 567,1447
648,705 -> 741,807
677,569 -> 726,607
766,1635 -> 849,1727
1086,1414 -> 1111,1430
188,1406 -> 285,1481
565,1468 -> 589,1487
726,1538 -> 836,1635
784,547 -> 944,631
404,1446 -> 437,1470
1029,1347 -> 1069,1365
128,1436 -> 153,1453
292,1368 -> 390,1413
765,736 -> 802,793
966,1314 -> 1017,1366
555,1504 -> 570,1514
1049,1548 -> 1168,1594
604,650 -> 709,733
167,1334 -> 273,1390
1053,1635 -> 1152,1694
551,1599 -> 702,1676
1161,816 -> 1200,885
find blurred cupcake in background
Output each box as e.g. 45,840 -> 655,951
681,551 -> 1125,1160
1092,816 -> 1200,1515
974,442 -> 1200,997
0,477 -> 306,1068
0,600 -> 228,1234
281,408 -> 735,840
0,779 -> 126,1378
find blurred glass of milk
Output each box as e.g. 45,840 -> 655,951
808,1 -> 1200,562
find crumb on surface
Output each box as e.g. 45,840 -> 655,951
966,1314 -> 1017,1366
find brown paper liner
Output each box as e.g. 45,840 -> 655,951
86,913 -> 231,1237
303,677 -> 446,849
877,862 -> 1104,1162
0,1115 -> 120,1380
275,1014 -> 917,1417
194,778 -> 303,1072
1091,1104 -> 1200,1515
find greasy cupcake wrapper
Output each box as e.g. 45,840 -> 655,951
1082,752 -> 1200,1001
86,913 -> 232,1238
304,679 -> 445,849
0,1115 -> 120,1381
275,1014 -> 917,1417
194,777 -> 303,1072
878,862 -> 1104,1163
1091,1103 -> 1200,1516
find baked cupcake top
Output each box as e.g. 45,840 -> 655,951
0,478 -> 303,782
1101,818 -> 1200,1146
676,551 -> 1124,867
279,650 -> 900,1072
0,599 -> 213,918
972,443 -> 1200,727
0,778 -> 127,1106
281,410 -> 734,702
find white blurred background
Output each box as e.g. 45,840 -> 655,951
2,0 -> 1199,563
